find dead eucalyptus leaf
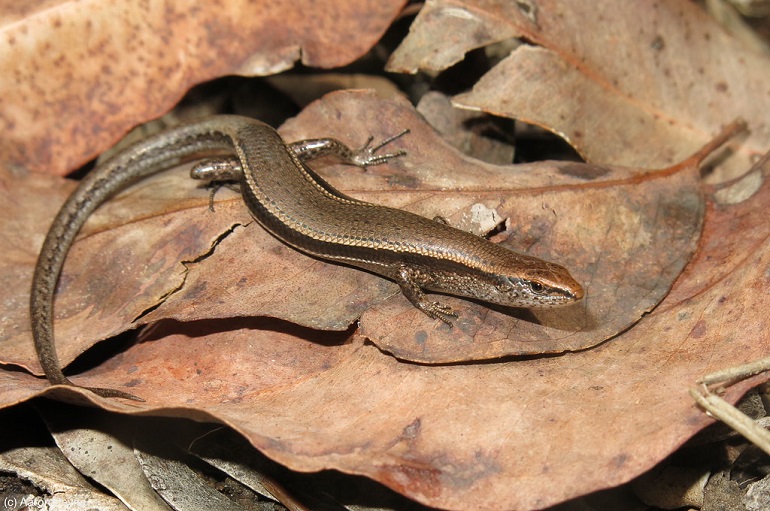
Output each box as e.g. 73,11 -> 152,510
134,443 -> 247,511
1,92 -> 716,373
0,0 -> 405,176
415,91 -> 516,164
0,443 -> 129,510
261,92 -> 723,362
40,405 -> 173,511
390,0 -> 769,180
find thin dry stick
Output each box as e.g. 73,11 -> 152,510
690,386 -> 770,456
699,355 -> 770,386
691,356 -> 770,456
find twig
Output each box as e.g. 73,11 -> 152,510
690,357 -> 770,456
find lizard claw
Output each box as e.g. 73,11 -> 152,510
351,129 -> 410,167
420,301 -> 458,327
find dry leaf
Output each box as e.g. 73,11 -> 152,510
1,92 -> 714,373
0,0 -> 405,176
415,91 -> 516,164
389,0 -> 770,179
0,442 -> 129,510
159,92 -> 716,363
40,405 -> 173,510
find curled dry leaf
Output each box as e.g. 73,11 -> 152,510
1,92 -> 713,373
0,0 -> 405,176
415,91 -> 516,164
0,448 -> 129,510
39,404 -> 173,510
0,169 -> 249,370
389,0 -> 770,178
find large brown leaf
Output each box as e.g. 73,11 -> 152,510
0,0 -> 405,176
389,0 -> 769,179
1,92 -> 714,373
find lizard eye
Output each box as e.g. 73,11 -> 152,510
528,281 -> 545,294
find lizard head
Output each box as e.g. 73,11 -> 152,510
494,258 -> 584,307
